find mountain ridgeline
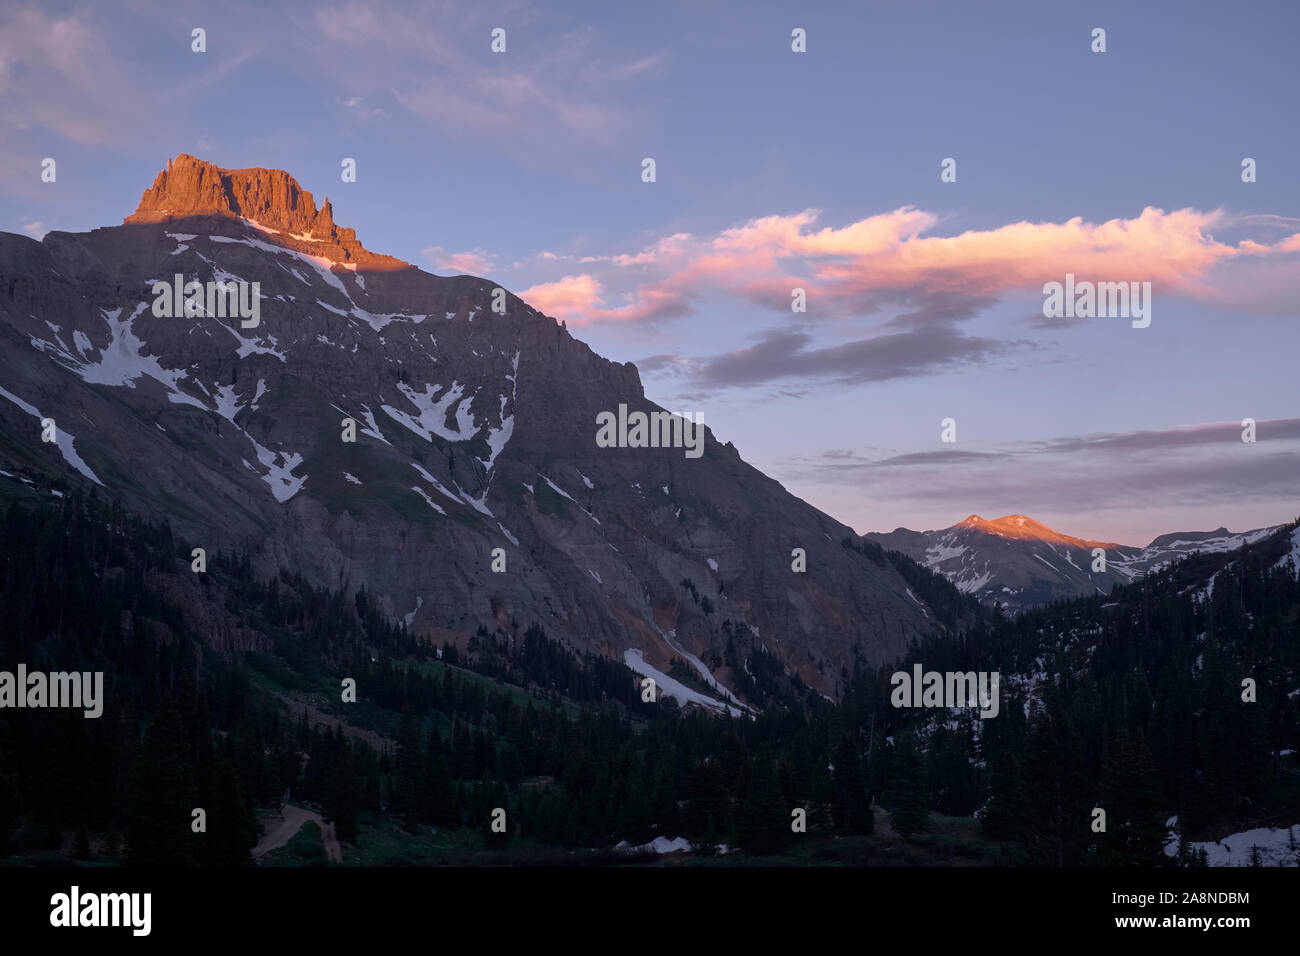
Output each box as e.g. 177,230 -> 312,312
868,514 -> 1283,613
0,154 -> 939,703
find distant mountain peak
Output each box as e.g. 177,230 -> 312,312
954,513 -> 1119,550
124,154 -> 407,271
868,514 -> 1285,613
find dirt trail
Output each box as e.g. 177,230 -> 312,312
253,804 -> 343,863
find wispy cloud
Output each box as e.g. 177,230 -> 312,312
0,6 -> 148,146
423,245 -> 496,275
308,2 -> 659,146
691,326 -> 1020,388
514,206 -> 1300,327
0,4 -> 262,152
337,95 -> 389,121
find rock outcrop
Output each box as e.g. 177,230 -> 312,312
126,154 -> 406,271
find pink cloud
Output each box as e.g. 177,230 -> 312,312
514,206 -> 1300,325
518,274 -> 605,317
518,273 -> 690,324
422,246 -> 495,275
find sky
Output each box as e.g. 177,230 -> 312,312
1,0 -> 1297,545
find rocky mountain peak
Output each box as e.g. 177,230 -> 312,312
124,154 -> 407,271
955,513 -> 1118,550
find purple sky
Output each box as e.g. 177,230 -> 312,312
2,0 -> 1297,545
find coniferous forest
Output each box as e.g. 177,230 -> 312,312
1,491 -> 1297,866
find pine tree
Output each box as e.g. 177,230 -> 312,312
394,706 -> 424,833
888,733 -> 930,839
425,727 -> 457,828
204,757 -> 256,866
326,745 -> 359,845
738,747 -> 787,855
687,759 -> 729,836
832,736 -> 873,834
1101,731 -> 1169,865
981,751 -> 1028,841
126,697 -> 199,866
1021,691 -> 1089,865
616,769 -> 653,845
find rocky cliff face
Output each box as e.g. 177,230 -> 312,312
0,155 -> 942,703
125,154 -> 405,271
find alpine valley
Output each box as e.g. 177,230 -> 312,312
1,157 -> 1297,869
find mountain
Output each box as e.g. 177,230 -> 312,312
0,154 -> 941,704
866,513 -> 1281,612
4,473 -> 1296,868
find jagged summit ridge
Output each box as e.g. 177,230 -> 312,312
124,154 -> 406,271
127,154 -> 340,235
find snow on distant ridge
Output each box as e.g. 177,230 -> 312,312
1275,527 -> 1300,576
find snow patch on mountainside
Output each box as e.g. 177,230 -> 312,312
383,381 -> 477,444
656,628 -> 752,714
955,568 -> 994,594
483,394 -> 513,471
211,234 -> 349,296
622,649 -> 745,717
539,474 -> 600,525
1275,528 -> 1300,576
404,596 -> 423,626
0,385 -> 104,486
410,486 -> 446,515
64,304 -> 208,410
925,542 -> 968,565
247,435 -> 307,502
410,462 -> 461,506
